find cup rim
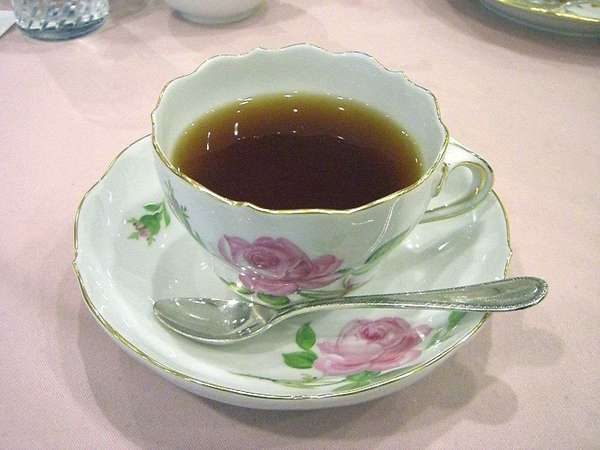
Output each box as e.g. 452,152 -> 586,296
151,43 -> 450,215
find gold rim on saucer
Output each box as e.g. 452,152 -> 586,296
72,136 -> 512,402
487,0 -> 600,24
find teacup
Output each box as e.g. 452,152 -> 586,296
151,44 -> 493,306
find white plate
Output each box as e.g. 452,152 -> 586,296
481,0 -> 600,37
73,136 -> 511,410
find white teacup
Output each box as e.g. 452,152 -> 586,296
152,44 -> 493,306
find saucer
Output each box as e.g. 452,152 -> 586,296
481,0 -> 600,37
73,136 -> 511,410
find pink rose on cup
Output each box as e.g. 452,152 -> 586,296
218,235 -> 343,296
314,318 -> 432,375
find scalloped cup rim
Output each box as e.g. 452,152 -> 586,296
150,43 -> 450,215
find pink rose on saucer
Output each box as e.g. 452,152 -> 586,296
314,318 -> 432,375
218,235 -> 343,296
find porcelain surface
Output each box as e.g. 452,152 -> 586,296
151,44 -> 493,304
165,0 -> 264,25
481,0 -> 600,36
73,136 -> 511,410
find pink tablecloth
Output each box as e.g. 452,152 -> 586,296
1,1 -> 599,448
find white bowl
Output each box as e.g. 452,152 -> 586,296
166,0 -> 264,25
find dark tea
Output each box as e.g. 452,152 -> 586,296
172,92 -> 423,210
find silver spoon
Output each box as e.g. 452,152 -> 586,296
153,276 -> 548,345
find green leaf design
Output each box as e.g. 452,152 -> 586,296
425,312 -> 469,349
163,206 -> 171,226
350,364 -> 417,387
235,286 -> 253,295
233,372 -> 344,388
346,370 -> 380,383
140,214 -> 161,235
274,374 -> 345,389
296,323 -> 316,350
163,181 -> 206,248
144,203 -> 162,212
283,350 -> 317,369
298,288 -> 348,300
447,311 -> 467,331
191,230 -> 205,248
218,277 -> 254,296
425,329 -> 445,349
333,371 -> 385,393
235,364 -> 419,392
257,293 -> 290,306
230,283 -> 253,295
128,199 -> 172,246
333,381 -> 371,392
349,262 -> 376,276
365,233 -> 406,264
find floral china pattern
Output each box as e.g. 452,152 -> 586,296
219,230 -> 410,304
127,200 -> 171,245
218,235 -> 343,297
163,180 -> 204,247
123,195 -> 471,392
236,311 -> 468,392
127,180 -> 204,247
123,198 -> 475,392
313,317 -> 432,375
128,187 -> 413,302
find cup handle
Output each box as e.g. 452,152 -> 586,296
421,142 -> 494,223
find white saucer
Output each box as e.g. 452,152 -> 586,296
481,0 -> 600,37
73,136 -> 511,410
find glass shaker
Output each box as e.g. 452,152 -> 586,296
11,0 -> 109,40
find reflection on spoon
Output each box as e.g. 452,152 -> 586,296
153,277 -> 548,345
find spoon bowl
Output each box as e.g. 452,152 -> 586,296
153,297 -> 272,342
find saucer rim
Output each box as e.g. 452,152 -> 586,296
484,0 -> 600,24
72,135 -> 512,402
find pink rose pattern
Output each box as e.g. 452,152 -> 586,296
236,314 -> 465,390
314,317 -> 432,375
218,235 -> 343,296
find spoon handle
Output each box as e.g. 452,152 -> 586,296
284,277 -> 548,315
